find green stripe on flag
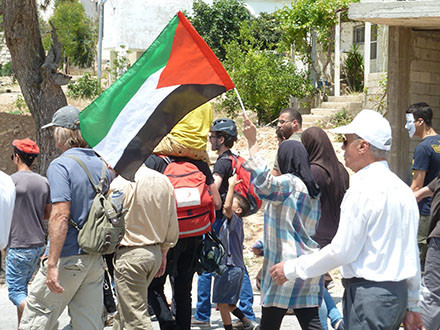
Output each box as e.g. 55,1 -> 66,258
79,15 -> 179,147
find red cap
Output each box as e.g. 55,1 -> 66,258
12,138 -> 40,155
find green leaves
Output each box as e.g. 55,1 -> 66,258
188,0 -> 250,60
48,0 -> 97,68
277,0 -> 356,56
343,44 -> 364,92
222,40 -> 313,124
67,72 -> 102,99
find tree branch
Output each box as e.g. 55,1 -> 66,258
40,21 -> 71,88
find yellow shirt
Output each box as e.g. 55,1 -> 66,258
110,165 -> 179,250
168,102 -> 213,151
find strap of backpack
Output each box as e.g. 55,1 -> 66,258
65,155 -> 107,230
230,154 -> 238,176
66,155 -> 107,193
158,154 -> 172,165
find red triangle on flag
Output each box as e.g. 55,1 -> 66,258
157,12 -> 234,90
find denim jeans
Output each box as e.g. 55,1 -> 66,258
194,267 -> 255,321
318,288 -> 343,329
6,246 -> 45,307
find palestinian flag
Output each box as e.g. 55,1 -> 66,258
79,11 -> 234,180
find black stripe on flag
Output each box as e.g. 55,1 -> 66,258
114,84 -> 226,180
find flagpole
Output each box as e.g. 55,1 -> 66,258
234,88 -> 247,116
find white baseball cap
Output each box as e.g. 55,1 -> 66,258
330,109 -> 392,151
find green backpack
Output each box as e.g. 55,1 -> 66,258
67,155 -> 126,255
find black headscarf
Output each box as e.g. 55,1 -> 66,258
301,127 -> 350,246
301,127 -> 349,198
277,140 -> 320,198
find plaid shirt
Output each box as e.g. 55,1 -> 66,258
243,153 -> 323,308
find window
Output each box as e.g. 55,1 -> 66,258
370,25 -> 378,60
353,24 -> 378,60
353,25 -> 365,44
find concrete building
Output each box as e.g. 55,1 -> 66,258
348,0 -> 440,182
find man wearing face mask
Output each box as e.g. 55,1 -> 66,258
406,102 -> 440,270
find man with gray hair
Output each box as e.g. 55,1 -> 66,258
20,105 -> 114,330
270,110 -> 424,329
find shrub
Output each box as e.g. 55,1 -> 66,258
0,62 -> 14,76
222,41 -> 314,124
317,108 -> 354,137
10,95 -> 29,115
343,44 -> 364,92
67,73 -> 102,99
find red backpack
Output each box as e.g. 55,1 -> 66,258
161,156 -> 215,238
229,154 -> 262,215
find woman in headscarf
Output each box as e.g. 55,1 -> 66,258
242,116 -> 324,330
301,127 -> 349,330
301,127 -> 349,247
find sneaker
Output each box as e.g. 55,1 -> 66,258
232,319 -> 244,329
334,319 -> 344,330
191,316 -> 210,327
327,280 -> 335,290
286,308 -> 295,315
104,312 -> 116,327
243,320 -> 260,330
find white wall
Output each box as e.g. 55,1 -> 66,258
246,0 -> 289,14
102,0 -> 204,52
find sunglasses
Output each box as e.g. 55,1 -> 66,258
342,135 -> 363,148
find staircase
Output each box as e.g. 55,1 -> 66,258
302,94 -> 363,128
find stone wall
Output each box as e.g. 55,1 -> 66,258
364,71 -> 387,110
407,30 -> 440,170
387,27 -> 440,183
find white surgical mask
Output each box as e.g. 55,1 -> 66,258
405,114 -> 416,138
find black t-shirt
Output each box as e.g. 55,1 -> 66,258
145,154 -> 214,185
213,150 -> 234,197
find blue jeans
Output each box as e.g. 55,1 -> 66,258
6,246 -> 45,307
194,268 -> 255,321
319,288 -> 343,329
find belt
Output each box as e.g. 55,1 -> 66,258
342,277 -> 406,288
342,277 -> 369,288
118,243 -> 159,249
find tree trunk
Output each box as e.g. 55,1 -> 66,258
2,0 -> 71,174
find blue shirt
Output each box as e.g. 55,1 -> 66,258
412,135 -> 440,215
219,213 -> 245,269
47,148 -> 113,257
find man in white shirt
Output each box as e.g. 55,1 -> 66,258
270,110 -> 424,330
0,169 -> 15,249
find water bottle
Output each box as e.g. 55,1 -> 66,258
110,190 -> 124,212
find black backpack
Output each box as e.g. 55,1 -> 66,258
199,231 -> 226,275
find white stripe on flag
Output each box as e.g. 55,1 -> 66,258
94,68 -> 179,168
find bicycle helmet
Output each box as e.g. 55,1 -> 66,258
211,118 -> 238,138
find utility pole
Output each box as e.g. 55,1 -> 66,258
97,0 -> 108,86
